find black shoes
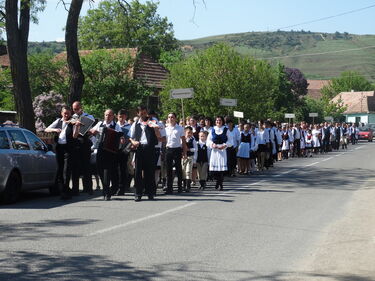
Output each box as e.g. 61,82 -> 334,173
104,195 -> 111,201
134,196 -> 142,202
148,195 -> 154,200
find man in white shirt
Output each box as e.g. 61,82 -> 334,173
72,101 -> 94,194
129,106 -> 161,201
164,112 -> 187,194
45,106 -> 80,199
90,109 -> 123,201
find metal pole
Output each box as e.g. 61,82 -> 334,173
181,98 -> 185,125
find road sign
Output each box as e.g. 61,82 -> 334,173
309,113 -> 319,117
170,88 -> 194,99
285,113 -> 295,119
220,98 -> 237,107
233,111 -> 244,118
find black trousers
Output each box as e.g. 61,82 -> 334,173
97,148 -> 118,197
56,144 -> 78,195
226,146 -> 237,175
75,142 -> 93,192
166,147 -> 183,192
117,152 -> 130,192
134,145 -> 156,197
293,139 -> 301,157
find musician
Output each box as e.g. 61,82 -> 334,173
116,109 -> 131,195
72,101 -> 94,195
90,109 -> 123,201
45,106 -> 80,200
129,106 -> 160,202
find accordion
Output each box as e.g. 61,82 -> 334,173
98,127 -> 122,153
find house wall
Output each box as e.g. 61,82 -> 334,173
345,114 -> 375,124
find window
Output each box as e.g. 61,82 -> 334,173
8,130 -> 30,150
0,131 -> 10,149
24,131 -> 46,151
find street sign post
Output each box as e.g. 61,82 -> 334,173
309,113 -> 319,124
285,113 -> 295,124
324,116 -> 333,122
233,111 -> 244,123
170,88 -> 194,123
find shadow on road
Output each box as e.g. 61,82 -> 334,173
0,219 -> 98,242
0,254 -> 373,281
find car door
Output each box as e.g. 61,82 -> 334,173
7,129 -> 34,188
23,130 -> 57,186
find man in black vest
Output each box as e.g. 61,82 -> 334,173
129,106 -> 161,202
72,101 -> 94,195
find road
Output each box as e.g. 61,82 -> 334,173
1,142 -> 375,280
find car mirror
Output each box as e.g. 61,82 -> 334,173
46,144 -> 54,152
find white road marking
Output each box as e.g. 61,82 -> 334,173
355,146 -> 363,150
321,157 -> 333,162
86,202 -> 197,236
305,162 -> 320,167
281,169 -> 297,174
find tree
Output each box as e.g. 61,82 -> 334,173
28,53 -> 67,99
284,67 -> 308,98
321,71 -> 374,100
64,0 -> 85,105
160,43 -> 292,121
0,68 -> 14,110
2,0 -> 45,132
80,49 -> 153,118
78,0 -> 178,60
321,71 -> 370,119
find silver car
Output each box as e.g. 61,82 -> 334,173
0,125 -> 57,203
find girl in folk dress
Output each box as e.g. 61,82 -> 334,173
281,126 -> 290,160
237,123 -> 251,174
312,124 -> 321,154
207,116 -> 233,190
305,129 -> 313,157
249,126 -> 258,174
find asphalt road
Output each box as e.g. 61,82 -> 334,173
1,142 -> 375,281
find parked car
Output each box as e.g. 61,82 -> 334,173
0,125 -> 58,203
358,126 -> 373,142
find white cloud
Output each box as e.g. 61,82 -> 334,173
55,38 -> 65,42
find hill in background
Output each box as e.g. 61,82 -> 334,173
182,30 -> 375,81
27,31 -> 375,81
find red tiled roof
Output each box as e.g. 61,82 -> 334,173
0,54 -> 10,67
331,91 -> 375,114
307,79 -> 331,100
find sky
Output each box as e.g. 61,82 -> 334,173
28,0 -> 375,42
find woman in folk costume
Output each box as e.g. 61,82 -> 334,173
207,116 -> 233,190
305,129 -> 313,157
312,124 -> 321,154
281,125 -> 290,160
237,123 -> 251,174
249,125 -> 258,174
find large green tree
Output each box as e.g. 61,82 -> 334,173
160,43 -> 299,121
78,0 -> 178,60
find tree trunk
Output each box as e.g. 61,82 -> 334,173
5,0 -> 35,132
65,0 -> 85,105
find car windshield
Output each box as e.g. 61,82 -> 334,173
359,127 -> 371,131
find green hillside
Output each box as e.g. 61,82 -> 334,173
182,31 -> 375,81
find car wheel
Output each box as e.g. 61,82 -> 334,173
1,171 -> 22,204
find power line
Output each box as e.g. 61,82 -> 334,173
277,4 -> 375,30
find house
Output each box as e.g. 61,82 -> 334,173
331,91 -> 375,124
306,79 -> 330,100
0,45 -> 10,68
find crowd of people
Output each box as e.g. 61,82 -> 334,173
46,102 -> 362,201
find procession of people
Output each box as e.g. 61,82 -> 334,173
46,102 -> 362,202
